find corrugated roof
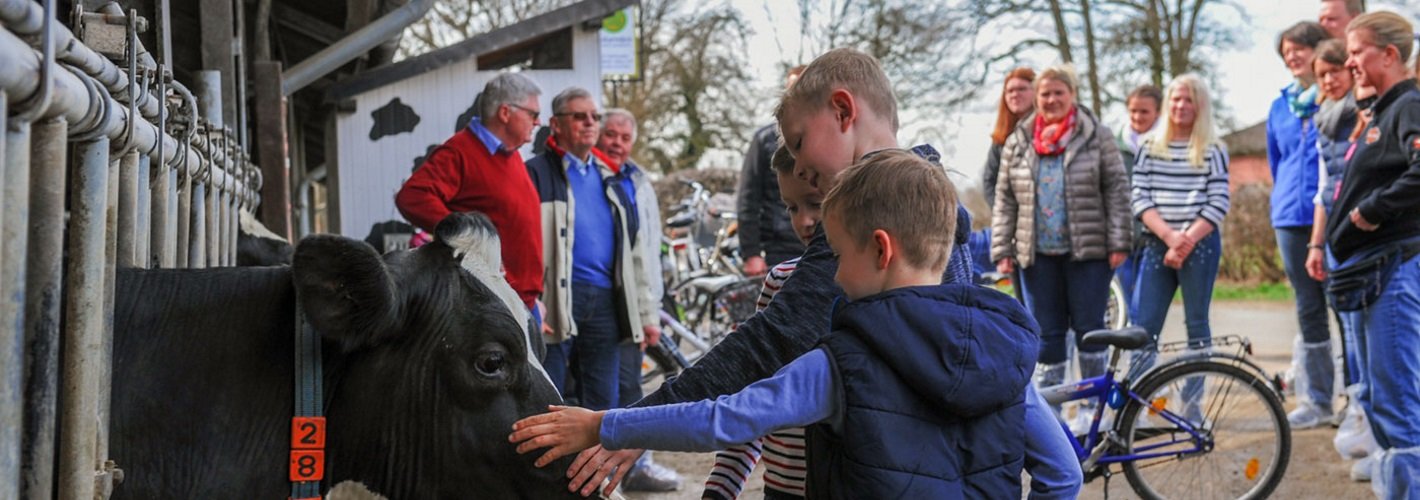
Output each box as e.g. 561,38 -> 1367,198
326,0 -> 635,101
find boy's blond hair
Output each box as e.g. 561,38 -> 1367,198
822,150 -> 957,272
774,48 -> 900,133
771,143 -> 796,175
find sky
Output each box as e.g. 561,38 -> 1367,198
722,0 -> 1412,188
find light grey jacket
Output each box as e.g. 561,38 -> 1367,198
625,161 -> 664,331
990,107 -> 1133,268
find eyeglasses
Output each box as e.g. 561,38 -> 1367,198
554,111 -> 602,123
507,103 -> 541,121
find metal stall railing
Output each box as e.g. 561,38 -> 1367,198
0,0 -> 262,497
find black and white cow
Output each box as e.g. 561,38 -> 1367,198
111,213 -> 575,498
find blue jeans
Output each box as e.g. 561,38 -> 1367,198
969,228 -> 994,279
1116,250 -> 1143,323
1276,227 -> 1331,343
1351,252 -> 1420,496
1020,254 -> 1112,364
618,345 -> 644,408
1136,232 -> 1220,346
1129,232 -> 1221,381
544,339 -> 572,396
571,283 -> 635,411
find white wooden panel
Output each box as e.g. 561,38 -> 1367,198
335,28 -> 606,237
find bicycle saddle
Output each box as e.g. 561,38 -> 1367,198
1080,326 -> 1151,350
686,274 -> 742,292
665,212 -> 696,228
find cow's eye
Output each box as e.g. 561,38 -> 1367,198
475,352 -> 507,377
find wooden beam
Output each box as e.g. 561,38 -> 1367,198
252,60 -> 292,239
271,3 -> 346,45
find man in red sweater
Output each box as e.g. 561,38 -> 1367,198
395,73 -> 546,322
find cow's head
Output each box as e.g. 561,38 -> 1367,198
291,212 -> 574,498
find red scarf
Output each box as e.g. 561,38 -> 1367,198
1032,107 -> 1078,156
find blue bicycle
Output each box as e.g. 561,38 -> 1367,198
1041,327 -> 1291,499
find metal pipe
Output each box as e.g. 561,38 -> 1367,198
60,136 -> 109,500
0,27 -> 249,192
136,155 -> 150,267
296,165 -> 325,238
22,116 -> 66,500
117,151 -> 138,267
0,95 -> 20,500
280,0 -> 435,95
176,162 -> 191,267
150,141 -> 171,267
189,180 -> 206,268
0,0 -> 162,120
97,153 -> 119,477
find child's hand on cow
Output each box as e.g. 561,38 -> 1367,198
510,405 -> 604,467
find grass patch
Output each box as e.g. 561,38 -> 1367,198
1211,281 -> 1294,301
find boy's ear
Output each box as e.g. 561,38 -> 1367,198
829,89 -> 857,132
873,229 -> 892,270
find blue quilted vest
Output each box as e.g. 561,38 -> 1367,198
805,284 -> 1038,499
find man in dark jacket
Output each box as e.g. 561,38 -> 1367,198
738,67 -> 808,275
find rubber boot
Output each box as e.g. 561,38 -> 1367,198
1335,384 -> 1381,460
1071,351 -> 1110,435
1035,362 -> 1067,416
1289,340 -> 1336,429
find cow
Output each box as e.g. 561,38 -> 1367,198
111,212 -> 577,498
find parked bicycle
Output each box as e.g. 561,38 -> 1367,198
1040,327 -> 1291,499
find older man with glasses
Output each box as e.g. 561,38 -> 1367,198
527,88 -> 659,428
396,72 -> 547,327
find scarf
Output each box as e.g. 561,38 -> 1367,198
1285,81 -> 1321,119
1033,107 -> 1078,156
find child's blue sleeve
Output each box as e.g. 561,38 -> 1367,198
1023,384 -> 1085,499
600,350 -> 835,452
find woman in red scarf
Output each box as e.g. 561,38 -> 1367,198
989,64 -> 1133,430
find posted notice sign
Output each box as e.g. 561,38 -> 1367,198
600,8 -> 638,79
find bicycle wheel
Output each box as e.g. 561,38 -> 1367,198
1106,275 -> 1129,331
1118,361 -> 1290,500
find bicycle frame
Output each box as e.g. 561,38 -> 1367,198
1038,349 -> 1213,473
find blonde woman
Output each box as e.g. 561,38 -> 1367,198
1127,75 -> 1230,394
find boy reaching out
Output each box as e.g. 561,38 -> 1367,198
511,150 -> 1040,497
550,48 -> 1082,499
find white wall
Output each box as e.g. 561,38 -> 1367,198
335,27 -> 604,237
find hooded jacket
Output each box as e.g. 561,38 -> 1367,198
807,284 -> 1040,499
525,138 -> 653,343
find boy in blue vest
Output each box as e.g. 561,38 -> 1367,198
511,150 -> 1041,498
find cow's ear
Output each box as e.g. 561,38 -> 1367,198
292,235 -> 401,350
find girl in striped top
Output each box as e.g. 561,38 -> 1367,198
1128,74 -> 1230,380
703,146 -> 817,500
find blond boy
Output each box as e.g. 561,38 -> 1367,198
533,48 -> 1081,499
512,152 -> 1039,498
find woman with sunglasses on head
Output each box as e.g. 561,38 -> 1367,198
1327,13 -> 1420,493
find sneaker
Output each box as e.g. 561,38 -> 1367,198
621,459 -> 682,492
1288,402 -> 1335,430
1352,454 -> 1375,482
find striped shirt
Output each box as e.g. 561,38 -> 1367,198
1131,139 -> 1231,231
705,258 -> 807,500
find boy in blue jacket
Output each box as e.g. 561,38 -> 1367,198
511,150 -> 1041,498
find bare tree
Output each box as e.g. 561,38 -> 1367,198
607,0 -> 756,171
970,0 -> 1244,115
398,0 -> 579,59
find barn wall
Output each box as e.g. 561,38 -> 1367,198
334,27 -> 604,238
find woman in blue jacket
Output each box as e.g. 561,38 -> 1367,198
1266,21 -> 1334,427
